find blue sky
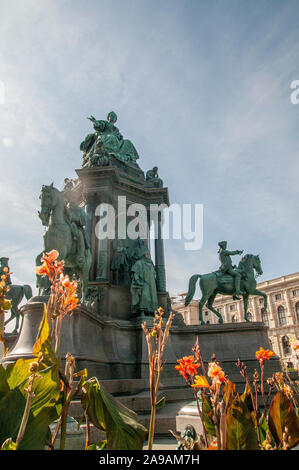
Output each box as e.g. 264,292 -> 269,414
1,0 -> 299,313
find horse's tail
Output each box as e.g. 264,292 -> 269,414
185,274 -> 201,306
23,284 -> 33,301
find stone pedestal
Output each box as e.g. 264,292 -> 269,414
2,332 -> 18,354
73,165 -> 170,320
3,298 -> 280,386
2,299 -> 281,444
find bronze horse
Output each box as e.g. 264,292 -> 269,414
4,284 -> 33,333
36,184 -> 92,302
185,254 -> 267,324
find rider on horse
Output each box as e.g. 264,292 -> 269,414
217,241 -> 244,296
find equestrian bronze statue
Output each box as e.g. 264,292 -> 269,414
0,257 -> 32,333
185,241 -> 267,325
36,183 -> 92,302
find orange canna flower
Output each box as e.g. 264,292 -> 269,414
59,273 -> 71,288
36,263 -> 50,277
45,249 -> 59,262
36,250 -> 64,283
255,347 -> 274,364
208,362 -> 227,384
36,251 -> 79,316
175,355 -> 201,384
207,439 -> 218,450
59,275 -> 79,315
192,375 -> 210,389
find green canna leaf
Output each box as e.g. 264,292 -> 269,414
226,396 -> 259,450
268,390 -> 299,449
81,377 -> 146,450
1,438 -> 17,450
155,396 -> 166,409
201,392 -> 216,437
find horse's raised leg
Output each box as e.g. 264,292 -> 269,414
4,313 -> 14,327
252,289 -> 268,315
207,292 -> 224,324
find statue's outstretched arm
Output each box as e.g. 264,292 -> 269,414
226,250 -> 243,256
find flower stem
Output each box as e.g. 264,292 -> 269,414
193,389 -> 208,448
85,412 -> 90,450
148,405 -> 156,450
15,374 -> 36,448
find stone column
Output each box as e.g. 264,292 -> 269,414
84,192 -> 95,246
95,193 -> 111,282
154,211 -> 166,292
223,304 -> 229,323
96,238 -> 109,281
284,289 -> 295,324
84,192 -> 97,280
251,297 -> 259,321
236,301 -> 242,322
268,294 -> 277,329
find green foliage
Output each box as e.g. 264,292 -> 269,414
268,390 -> 299,449
32,305 -> 58,367
87,440 -> 107,450
0,308 -> 61,450
81,377 -> 146,450
201,392 -> 216,437
226,396 -> 259,450
155,396 -> 166,409
222,380 -> 236,410
0,360 -> 61,449
258,413 -> 275,447
2,300 -> 11,311
1,438 -> 17,450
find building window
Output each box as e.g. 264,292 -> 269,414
262,310 -> 270,326
278,305 -> 286,325
259,298 -> 264,304
230,305 -> 235,311
296,302 -> 299,321
282,336 -> 291,355
275,293 -> 282,301
293,289 -> 299,297
247,312 -> 253,322
231,314 -> 238,323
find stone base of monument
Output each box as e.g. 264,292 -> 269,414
2,296 -> 281,448
2,332 -> 18,354
176,401 -> 204,437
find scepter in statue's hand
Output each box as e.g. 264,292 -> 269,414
87,115 -> 96,123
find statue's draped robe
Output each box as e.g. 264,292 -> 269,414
81,119 -> 139,165
130,258 -> 158,314
111,246 -> 129,271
